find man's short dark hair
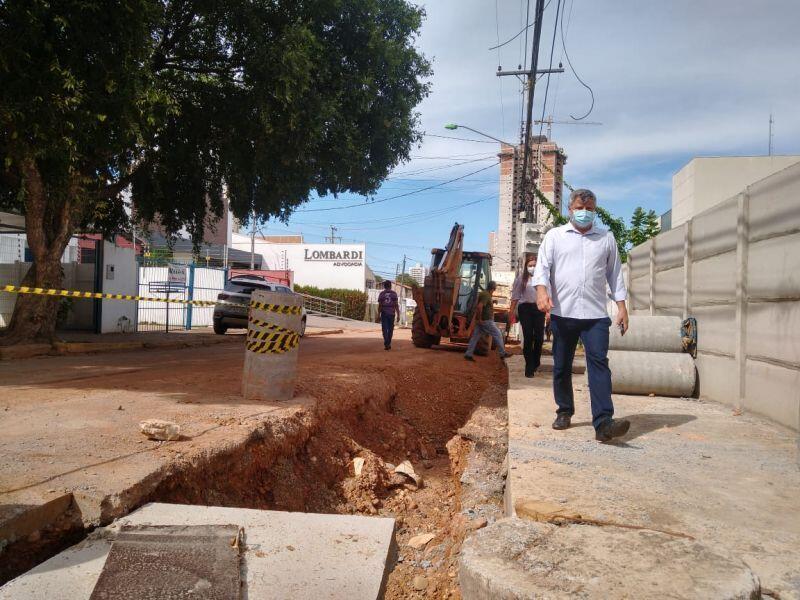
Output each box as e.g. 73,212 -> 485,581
569,188 -> 597,207
487,280 -> 497,291
383,280 -> 392,289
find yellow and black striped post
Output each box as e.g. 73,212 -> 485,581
242,289 -> 303,402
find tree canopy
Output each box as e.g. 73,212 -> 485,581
0,0 -> 431,340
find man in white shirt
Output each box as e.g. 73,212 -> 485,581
532,188 -> 631,442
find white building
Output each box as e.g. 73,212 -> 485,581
230,233 -> 368,291
672,155 -> 800,227
409,263 -> 427,286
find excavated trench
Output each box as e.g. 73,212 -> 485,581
2,348 -> 508,597
142,360 -> 509,598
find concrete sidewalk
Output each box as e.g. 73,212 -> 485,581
460,355 -> 800,599
0,320 -> 349,361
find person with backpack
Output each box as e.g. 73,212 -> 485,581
378,280 -> 399,350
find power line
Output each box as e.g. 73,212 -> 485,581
389,155 -> 497,178
410,152 -> 497,159
495,0 -> 506,139
291,196 -> 494,227
560,0 -> 594,120
295,162 -> 499,213
423,133 -> 497,144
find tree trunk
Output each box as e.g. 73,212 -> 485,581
3,255 -> 68,343
0,157 -> 76,345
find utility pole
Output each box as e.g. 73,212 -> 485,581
250,209 -> 256,270
518,0 -> 546,221
327,225 -> 340,244
401,254 -> 407,282
768,113 -> 774,156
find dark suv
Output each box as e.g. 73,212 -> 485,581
212,275 -> 307,336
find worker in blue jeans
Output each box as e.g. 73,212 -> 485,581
377,280 -> 399,350
533,188 -> 631,442
464,281 -> 511,361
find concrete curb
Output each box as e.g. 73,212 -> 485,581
0,335 -> 242,361
305,329 -> 344,336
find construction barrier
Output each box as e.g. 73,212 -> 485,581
242,289 -> 303,401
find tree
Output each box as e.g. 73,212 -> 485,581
373,274 -> 384,285
0,0 -> 431,342
628,206 -> 660,249
644,209 -> 661,240
396,273 -> 419,288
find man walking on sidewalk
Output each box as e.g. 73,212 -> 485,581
533,188 -> 631,442
378,280 -> 399,350
465,281 -> 511,362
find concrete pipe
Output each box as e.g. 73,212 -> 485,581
242,289 -> 303,402
605,350 -> 696,397
609,315 -> 684,353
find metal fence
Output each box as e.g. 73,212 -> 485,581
298,293 -> 344,318
136,261 -> 226,332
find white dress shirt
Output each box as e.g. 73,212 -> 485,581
532,222 -> 626,319
511,274 -> 538,304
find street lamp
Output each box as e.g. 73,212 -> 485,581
443,123 -> 514,147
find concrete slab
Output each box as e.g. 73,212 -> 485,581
460,518 -> 760,600
1,502 -> 397,600
499,355 -> 800,599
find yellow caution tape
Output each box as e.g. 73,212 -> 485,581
2,284 -> 224,307
250,299 -> 302,315
245,334 -> 300,354
2,283 -> 303,353
247,316 -> 296,336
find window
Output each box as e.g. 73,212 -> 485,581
224,279 -> 272,294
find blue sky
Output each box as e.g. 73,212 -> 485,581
265,0 -> 800,281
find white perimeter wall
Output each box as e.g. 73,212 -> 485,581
630,161 -> 800,431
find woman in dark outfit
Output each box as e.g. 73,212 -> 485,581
509,253 -> 546,377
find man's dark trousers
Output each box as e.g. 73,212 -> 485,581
550,314 -> 614,430
380,312 -> 395,347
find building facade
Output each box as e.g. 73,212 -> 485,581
672,156 -> 800,227
495,137 -> 567,270
230,233 -> 368,291
409,263 -> 427,286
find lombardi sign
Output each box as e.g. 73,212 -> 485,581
304,248 -> 364,267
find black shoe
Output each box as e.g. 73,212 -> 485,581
384,345 -> 390,351
595,418 -> 631,442
552,414 -> 571,430
464,355 -> 475,362
525,366 -> 535,378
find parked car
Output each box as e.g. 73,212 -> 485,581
213,275 -> 307,336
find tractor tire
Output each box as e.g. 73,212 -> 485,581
412,307 -> 440,348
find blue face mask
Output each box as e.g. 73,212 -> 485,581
571,209 -> 596,228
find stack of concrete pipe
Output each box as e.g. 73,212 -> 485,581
604,315 -> 696,397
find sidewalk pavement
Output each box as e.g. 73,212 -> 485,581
0,319 -> 351,361
460,355 -> 800,599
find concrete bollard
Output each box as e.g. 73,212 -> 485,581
242,289 -> 303,402
604,350 -> 696,397
609,315 -> 684,353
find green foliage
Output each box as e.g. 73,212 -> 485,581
294,285 -> 367,321
0,0 -> 431,241
628,206 -> 660,249
373,274 -> 384,284
595,206 -> 629,262
396,273 -> 419,288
